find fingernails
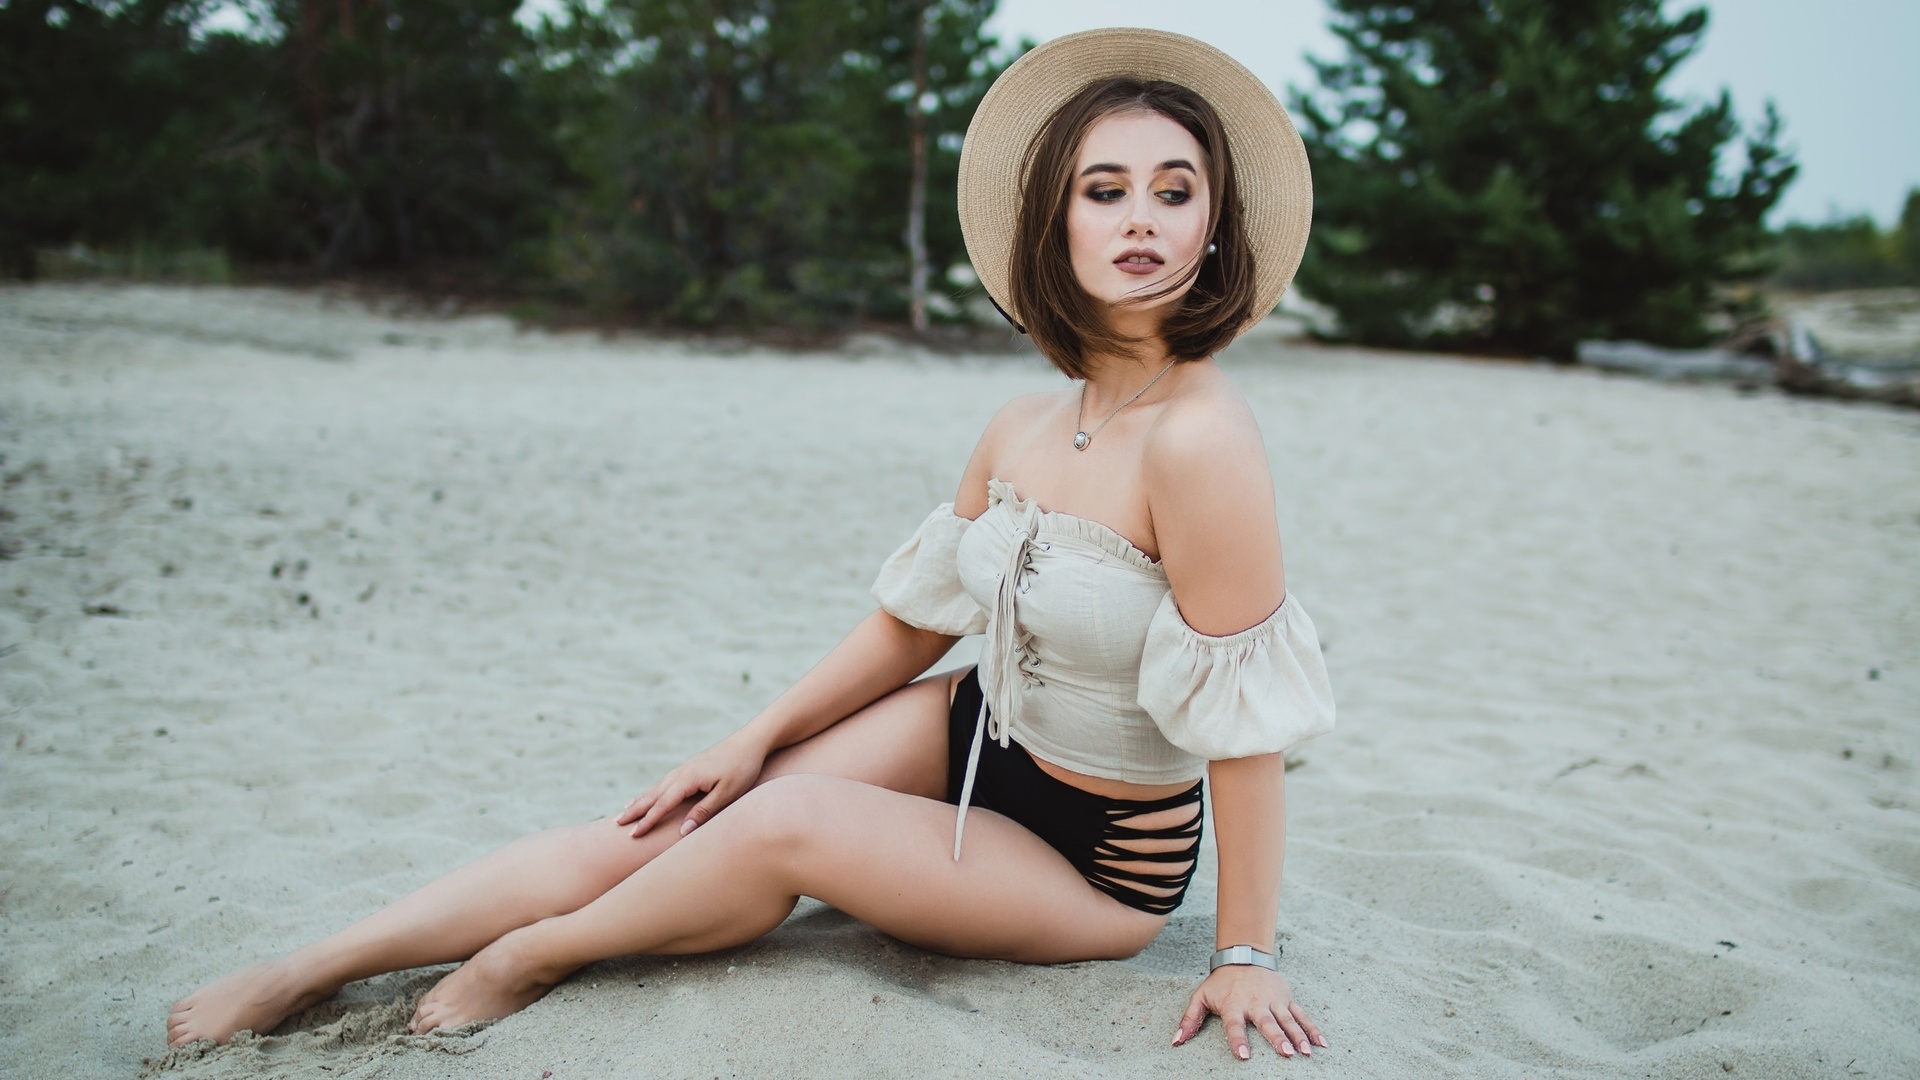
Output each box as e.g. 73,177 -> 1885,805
679,819 -> 697,836
1236,1045 -> 1250,1060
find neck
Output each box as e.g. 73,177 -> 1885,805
1083,350 -> 1171,386
1079,352 -> 1181,422
1083,307 -> 1174,390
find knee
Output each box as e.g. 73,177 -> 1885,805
1107,921 -> 1164,961
547,818 -> 654,884
708,773 -> 845,861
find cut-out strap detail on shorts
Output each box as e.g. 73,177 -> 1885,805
1073,789 -> 1205,916
944,668 -> 1204,916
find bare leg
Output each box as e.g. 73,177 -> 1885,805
167,672 -> 959,1047
409,772 -> 1166,1033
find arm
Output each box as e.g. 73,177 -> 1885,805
729,388 -> 1037,754
732,609 -> 956,761
618,607 -> 957,837
621,396 -> 1033,837
1144,390 -> 1326,1060
1210,752 -> 1286,958
1177,753 -> 1324,1059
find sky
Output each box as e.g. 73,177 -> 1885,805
986,0 -> 1920,227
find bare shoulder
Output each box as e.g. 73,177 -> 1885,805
953,390 -> 1066,518
986,390 -> 1064,436
1142,368 -> 1272,496
1142,367 -> 1285,636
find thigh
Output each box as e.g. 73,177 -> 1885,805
733,773 -> 1167,962
757,666 -> 969,801
556,668 -> 967,896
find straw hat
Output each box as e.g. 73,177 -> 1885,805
957,28 -> 1312,332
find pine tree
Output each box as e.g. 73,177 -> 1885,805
530,0 -> 1007,326
1292,0 -> 1796,357
1897,189 -> 1920,285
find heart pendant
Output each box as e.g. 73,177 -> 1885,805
1072,431 -> 1090,451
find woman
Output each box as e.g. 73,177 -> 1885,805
167,28 -> 1335,1063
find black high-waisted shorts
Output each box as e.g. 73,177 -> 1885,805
945,668 -> 1204,916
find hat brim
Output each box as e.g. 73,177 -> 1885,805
957,28 -> 1312,335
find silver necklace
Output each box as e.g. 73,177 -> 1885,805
1073,359 -> 1180,451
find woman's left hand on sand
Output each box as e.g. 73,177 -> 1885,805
1172,964 -> 1325,1060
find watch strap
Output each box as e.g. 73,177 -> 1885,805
1209,944 -> 1280,971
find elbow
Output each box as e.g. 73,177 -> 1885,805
873,607 -> 958,658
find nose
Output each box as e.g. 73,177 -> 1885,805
1123,192 -> 1159,238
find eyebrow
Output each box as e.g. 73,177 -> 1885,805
1078,159 -> 1198,178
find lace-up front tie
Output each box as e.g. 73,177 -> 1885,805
951,494 -> 1043,860
867,477 -> 1337,861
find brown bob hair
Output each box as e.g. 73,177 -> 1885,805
1006,77 -> 1256,379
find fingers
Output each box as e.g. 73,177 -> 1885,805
679,780 -> 737,836
615,789 -> 655,827
1171,988 -> 1208,1046
1254,1008 -> 1297,1058
1175,970 -> 1327,1061
1223,1012 -> 1252,1061
628,778 -> 698,837
625,793 -> 672,837
1275,1005 -> 1313,1055
1291,1002 -> 1328,1049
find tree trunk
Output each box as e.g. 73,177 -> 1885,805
297,0 -> 327,157
1775,321 -> 1920,409
905,3 -> 931,335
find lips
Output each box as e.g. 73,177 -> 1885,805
1113,248 -> 1165,276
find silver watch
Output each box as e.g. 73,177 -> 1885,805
1209,944 -> 1281,971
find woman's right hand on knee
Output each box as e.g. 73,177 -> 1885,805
617,734 -> 768,839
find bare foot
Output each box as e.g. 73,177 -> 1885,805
167,959 -> 333,1047
409,931 -> 567,1034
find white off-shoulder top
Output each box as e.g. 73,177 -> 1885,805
872,478 -> 1336,859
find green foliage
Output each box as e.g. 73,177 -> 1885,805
1899,189 -> 1920,283
530,0 -> 1006,326
196,0 -> 569,270
0,0 -> 245,274
1765,189 -> 1920,291
1,0 -> 1011,329
1772,218 -> 1895,291
1292,0 -> 1796,357
36,243 -> 233,283
1,0 -> 565,274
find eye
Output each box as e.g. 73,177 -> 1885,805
1084,185 -> 1124,203
1156,188 -> 1191,205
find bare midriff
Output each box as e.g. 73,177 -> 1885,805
1026,749 -> 1200,800
945,666 -> 1199,801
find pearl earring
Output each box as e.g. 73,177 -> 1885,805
1206,241 -> 1217,255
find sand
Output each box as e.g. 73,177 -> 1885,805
1,283 -> 1916,1079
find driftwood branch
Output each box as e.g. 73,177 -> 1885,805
1575,341 -> 1770,383
1576,321 -> 1920,410
1771,322 -> 1920,408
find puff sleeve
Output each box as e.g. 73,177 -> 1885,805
870,504 -> 988,636
1136,591 -> 1336,760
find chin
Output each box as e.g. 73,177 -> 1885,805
1114,286 -> 1187,316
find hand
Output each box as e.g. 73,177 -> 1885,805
615,735 -> 768,839
1172,964 -> 1326,1061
